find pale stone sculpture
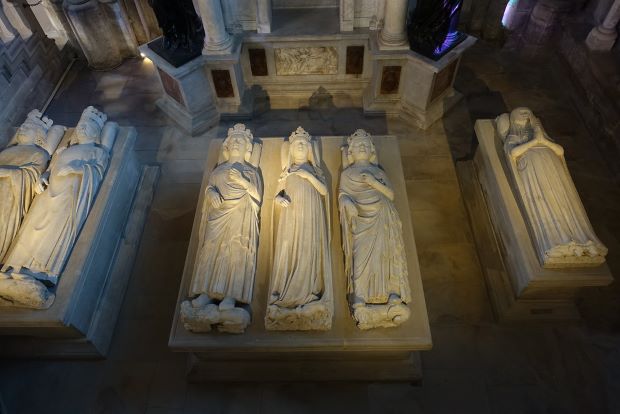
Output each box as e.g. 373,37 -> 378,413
339,130 -> 411,330
265,127 -> 333,331
274,47 -> 338,76
181,124 -> 263,334
496,107 -> 608,268
0,106 -> 117,309
0,110 -> 65,263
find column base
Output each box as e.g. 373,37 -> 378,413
585,26 -> 618,51
378,30 -> 409,50
203,35 -> 234,56
157,96 -> 219,136
399,89 -> 463,130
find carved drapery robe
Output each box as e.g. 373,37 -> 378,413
2,143 -> 109,283
0,145 -> 50,261
506,137 -> 608,263
270,165 -> 331,308
339,165 -> 410,304
189,162 -> 262,304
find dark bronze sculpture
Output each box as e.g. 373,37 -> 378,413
148,0 -> 204,51
407,0 -> 465,60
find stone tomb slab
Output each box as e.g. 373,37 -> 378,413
0,128 -> 159,357
169,136 -> 432,382
468,120 -> 613,321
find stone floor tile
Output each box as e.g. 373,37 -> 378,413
401,155 -> 457,181
410,208 -> 473,245
260,383 -> 368,414
89,362 -> 158,414
366,383 -> 425,414
184,383 -> 261,414
406,180 -> 465,213
423,279 -> 493,324
146,363 -> 188,411
416,242 -> 484,284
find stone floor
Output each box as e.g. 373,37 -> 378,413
1,40 -> 620,413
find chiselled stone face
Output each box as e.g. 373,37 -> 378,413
74,120 -> 101,144
14,124 -> 42,146
291,139 -> 309,163
226,134 -> 250,159
510,108 -> 534,129
349,137 -> 373,163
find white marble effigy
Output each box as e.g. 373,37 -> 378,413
0,108 -> 159,357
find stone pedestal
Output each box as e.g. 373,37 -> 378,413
140,45 -> 219,135
460,120 -> 613,321
364,33 -> 476,129
241,31 -> 372,110
169,136 -> 432,381
205,39 -> 253,119
379,0 -> 409,50
586,0 -> 620,51
63,0 -> 138,69
0,129 -> 159,357
197,0 -> 234,55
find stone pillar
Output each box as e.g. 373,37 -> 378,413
63,0 -> 138,69
520,0 -> 573,57
340,0 -> 354,32
30,0 -> 70,47
256,0 -> 271,33
586,0 -> 620,51
0,11 -> 16,43
1,0 -> 33,39
379,0 -> 408,48
197,0 -> 233,55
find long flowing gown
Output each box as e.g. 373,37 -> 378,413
508,140 -> 607,259
0,145 -> 49,262
189,162 -> 262,304
270,166 -> 331,308
339,165 -> 411,304
1,143 -> 109,283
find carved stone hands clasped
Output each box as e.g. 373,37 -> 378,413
510,118 -> 564,159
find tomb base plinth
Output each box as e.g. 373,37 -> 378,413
0,129 -> 159,357
169,136 -> 432,381
457,120 -> 613,322
363,33 -> 475,129
186,350 -> 422,382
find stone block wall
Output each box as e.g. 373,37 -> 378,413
0,3 -> 70,148
558,15 -> 620,179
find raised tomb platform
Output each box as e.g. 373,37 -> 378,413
0,114 -> 159,358
459,109 -> 613,321
169,133 -> 432,382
